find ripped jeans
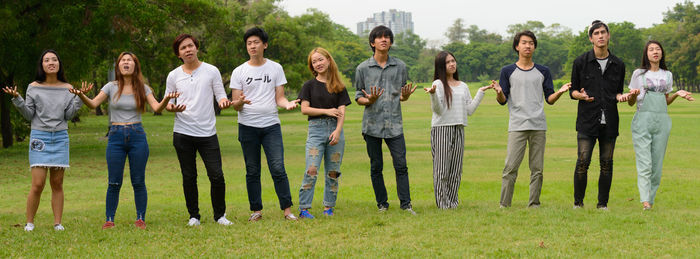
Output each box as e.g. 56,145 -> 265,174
574,130 -> 617,208
105,123 -> 148,222
298,118 -> 344,209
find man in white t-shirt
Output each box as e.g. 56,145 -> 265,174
165,34 -> 233,227
230,27 -> 299,221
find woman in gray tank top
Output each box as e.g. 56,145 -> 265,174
71,52 -> 179,229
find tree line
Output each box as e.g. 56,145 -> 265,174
2,0 -> 699,147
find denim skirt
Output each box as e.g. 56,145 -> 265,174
28,129 -> 69,168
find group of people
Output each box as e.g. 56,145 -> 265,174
4,21 -> 693,232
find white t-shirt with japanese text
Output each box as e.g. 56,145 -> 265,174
230,59 -> 287,128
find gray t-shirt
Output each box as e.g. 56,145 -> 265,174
101,82 -> 152,123
12,84 -> 83,132
498,64 -> 555,131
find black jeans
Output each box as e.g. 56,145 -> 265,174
238,123 -> 293,212
173,132 -> 226,221
363,134 -> 412,209
574,128 -> 617,207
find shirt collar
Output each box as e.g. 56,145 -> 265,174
586,49 -> 616,64
368,55 -> 397,67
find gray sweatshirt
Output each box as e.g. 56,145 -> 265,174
12,84 -> 83,132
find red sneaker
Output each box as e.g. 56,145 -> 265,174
134,219 -> 146,229
102,221 -> 115,229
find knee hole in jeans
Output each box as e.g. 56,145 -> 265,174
330,152 -> 341,163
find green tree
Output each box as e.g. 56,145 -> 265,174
465,25 -> 503,44
445,18 -> 468,43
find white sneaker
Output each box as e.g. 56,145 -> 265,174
24,223 -> 35,232
216,214 -> 233,226
187,217 -> 200,226
54,224 -> 65,231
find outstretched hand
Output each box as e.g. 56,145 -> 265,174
285,99 -> 300,110
491,80 -> 502,94
69,81 -> 94,95
677,90 -> 695,101
168,104 -> 186,112
234,92 -> 252,107
163,92 -> 181,101
559,83 -> 572,93
479,83 -> 494,92
400,83 -> 417,100
578,88 -> 594,102
424,84 -> 437,94
361,86 -> 384,104
2,86 -> 19,97
219,98 -> 232,109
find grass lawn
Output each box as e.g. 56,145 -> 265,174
1,86 -> 698,257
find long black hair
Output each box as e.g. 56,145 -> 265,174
34,49 -> 67,83
433,51 -> 459,108
640,40 -> 668,74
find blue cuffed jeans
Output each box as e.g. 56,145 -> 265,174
298,118 -> 344,210
105,123 -> 148,222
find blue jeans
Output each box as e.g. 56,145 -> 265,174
105,123 -> 148,221
363,134 -> 412,209
238,123 -> 293,211
298,118 -> 344,209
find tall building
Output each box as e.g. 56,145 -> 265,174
357,9 -> 414,36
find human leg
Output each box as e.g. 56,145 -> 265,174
574,133 -> 596,207
527,130 -> 546,207
173,132 -> 200,220
364,134 -> 388,209
386,134 -> 411,209
500,131 -> 528,207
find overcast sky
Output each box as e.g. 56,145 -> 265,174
279,0 -> 688,46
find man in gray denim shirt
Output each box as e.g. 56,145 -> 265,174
354,25 -> 417,214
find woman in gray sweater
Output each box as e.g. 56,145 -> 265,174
3,50 -> 83,232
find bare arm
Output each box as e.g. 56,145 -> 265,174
300,100 -> 342,117
329,105 -> 346,146
668,90 -> 695,105
275,85 -> 299,110
546,83 -> 571,104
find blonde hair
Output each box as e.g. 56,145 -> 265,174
307,47 -> 345,93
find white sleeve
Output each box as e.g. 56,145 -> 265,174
465,85 -> 485,116
276,63 -> 288,86
666,71 -> 674,94
628,69 -> 643,90
229,68 -> 242,90
429,80 -> 446,115
211,67 -> 227,101
166,72 -> 177,105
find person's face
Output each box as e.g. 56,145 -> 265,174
310,52 -> 329,75
589,26 -> 610,48
445,54 -> 457,76
647,43 -> 663,64
371,35 -> 392,52
246,36 -> 267,58
177,38 -> 199,63
118,54 -> 135,76
42,52 -> 60,74
516,35 -> 535,58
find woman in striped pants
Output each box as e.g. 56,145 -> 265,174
425,51 -> 493,209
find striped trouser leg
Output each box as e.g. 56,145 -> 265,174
431,125 -> 465,209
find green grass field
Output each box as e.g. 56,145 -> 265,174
1,86 -> 698,257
